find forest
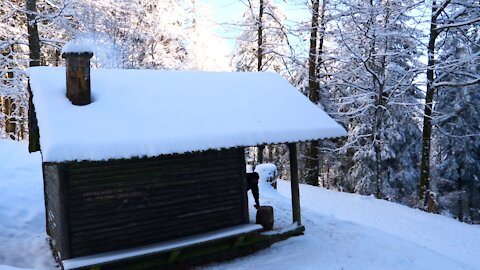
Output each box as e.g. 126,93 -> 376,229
1,0 -> 479,223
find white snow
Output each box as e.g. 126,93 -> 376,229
27,67 -> 347,162
62,224 -> 263,270
212,170 -> 480,270
1,141 -> 479,270
255,163 -> 278,189
61,41 -> 94,54
0,141 -> 54,270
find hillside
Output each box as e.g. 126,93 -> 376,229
0,140 -> 479,270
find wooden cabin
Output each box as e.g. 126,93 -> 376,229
27,49 -> 346,269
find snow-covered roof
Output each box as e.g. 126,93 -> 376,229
27,67 -> 347,162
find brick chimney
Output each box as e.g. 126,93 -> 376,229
62,51 -> 93,105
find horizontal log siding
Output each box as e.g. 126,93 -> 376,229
57,148 -> 247,258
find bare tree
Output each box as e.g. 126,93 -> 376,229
304,0 -> 321,186
256,0 -> 265,164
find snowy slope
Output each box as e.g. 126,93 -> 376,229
0,141 -> 54,270
217,172 -> 480,270
1,140 -> 479,270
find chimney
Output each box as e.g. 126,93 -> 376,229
62,51 -> 93,105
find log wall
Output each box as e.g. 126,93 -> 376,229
44,148 -> 248,260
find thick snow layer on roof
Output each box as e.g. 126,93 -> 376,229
28,67 -> 347,162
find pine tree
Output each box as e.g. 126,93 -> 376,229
419,0 -> 480,205
329,0 -> 422,201
432,2 -> 480,222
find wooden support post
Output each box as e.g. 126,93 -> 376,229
239,148 -> 249,223
288,143 -> 301,225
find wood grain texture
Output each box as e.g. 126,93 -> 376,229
44,148 -> 248,259
43,163 -> 70,260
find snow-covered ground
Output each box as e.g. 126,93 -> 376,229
0,141 -> 53,270
1,140 -> 479,270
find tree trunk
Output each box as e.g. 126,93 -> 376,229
2,45 -> 16,140
467,185 -> 474,223
4,98 -> 16,140
27,0 -> 41,151
54,49 -> 61,67
304,0 -> 320,186
18,105 -> 25,140
315,0 -> 327,84
457,167 -> 463,222
372,2 -> 389,199
27,0 -> 40,67
419,1 -> 449,202
308,0 -> 320,104
256,0 -> 265,164
373,87 -> 383,198
257,145 -> 264,165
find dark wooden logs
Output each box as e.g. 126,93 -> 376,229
44,148 -> 248,260
62,52 -> 93,105
43,163 -> 70,260
28,83 -> 40,152
288,143 -> 301,225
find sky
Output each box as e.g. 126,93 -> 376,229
198,0 -> 245,53
200,0 -> 311,53
200,0 -> 431,87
